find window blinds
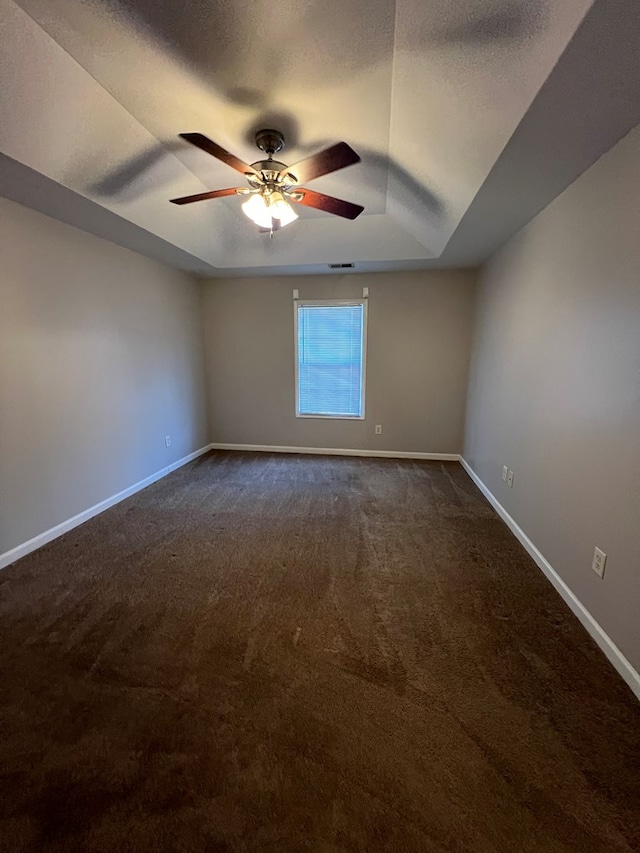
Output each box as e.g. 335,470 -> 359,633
296,302 -> 365,417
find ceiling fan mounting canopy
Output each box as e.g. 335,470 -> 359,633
169,130 -> 364,228
254,128 -> 285,157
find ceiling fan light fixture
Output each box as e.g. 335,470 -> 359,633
241,193 -> 273,229
269,192 -> 298,227
241,190 -> 298,230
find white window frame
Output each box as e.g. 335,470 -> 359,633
294,299 -> 368,420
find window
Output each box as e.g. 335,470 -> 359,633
295,300 -> 367,418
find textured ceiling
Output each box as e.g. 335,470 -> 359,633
0,0 -> 639,276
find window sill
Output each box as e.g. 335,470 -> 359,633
296,413 -> 365,420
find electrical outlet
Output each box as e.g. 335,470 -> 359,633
507,469 -> 514,488
502,465 -> 508,482
592,547 -> 606,578
375,424 -> 382,435
165,435 -> 171,448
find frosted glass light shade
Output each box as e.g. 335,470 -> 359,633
241,193 -> 273,228
242,191 -> 299,229
270,193 -> 299,227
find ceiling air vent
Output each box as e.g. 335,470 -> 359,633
328,263 -> 354,269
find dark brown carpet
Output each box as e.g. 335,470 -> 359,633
0,452 -> 638,852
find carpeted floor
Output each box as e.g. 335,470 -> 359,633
0,451 -> 638,852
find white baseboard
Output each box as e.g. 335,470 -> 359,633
460,458 -> 640,701
208,443 -> 460,461
0,444 -> 213,572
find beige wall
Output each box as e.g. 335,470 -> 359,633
202,270 -> 476,454
0,197 -> 209,556
464,125 -> 640,670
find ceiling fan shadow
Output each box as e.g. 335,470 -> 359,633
359,148 -> 446,223
87,146 -> 167,198
242,112 -> 302,153
415,1 -> 547,49
112,0 -> 395,105
82,138 -> 200,201
112,0 -> 547,109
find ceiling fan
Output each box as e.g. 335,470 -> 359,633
170,129 -> 364,232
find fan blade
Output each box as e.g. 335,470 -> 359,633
292,188 -> 364,220
280,142 -> 360,185
170,187 -> 243,205
179,133 -> 259,177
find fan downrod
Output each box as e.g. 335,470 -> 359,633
255,129 -> 285,157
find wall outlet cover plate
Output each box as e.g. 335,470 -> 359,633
592,546 -> 607,578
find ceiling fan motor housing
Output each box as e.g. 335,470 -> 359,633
249,159 -> 288,180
